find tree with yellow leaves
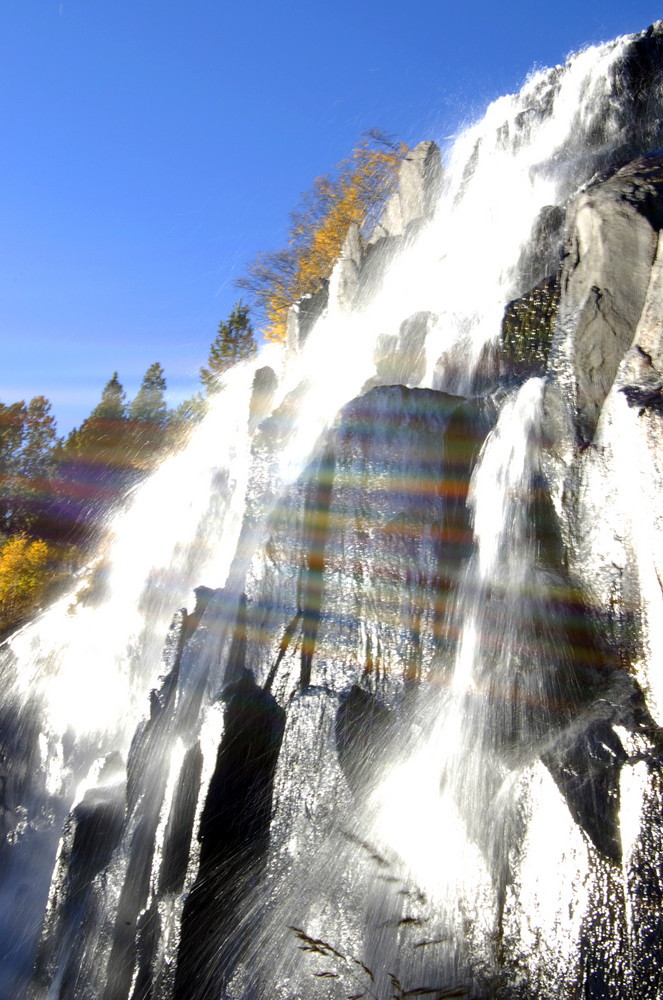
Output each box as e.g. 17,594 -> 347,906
0,534 -> 52,636
237,131 -> 407,341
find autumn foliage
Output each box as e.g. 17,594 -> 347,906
238,131 -> 407,341
0,535 -> 54,635
0,135 -> 401,634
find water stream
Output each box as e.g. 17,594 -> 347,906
3,23 -> 663,1000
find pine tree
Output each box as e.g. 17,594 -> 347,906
65,373 -> 128,461
165,392 -> 207,452
200,302 -> 256,395
10,396 -> 58,533
55,365 -> 173,537
128,362 -> 170,469
16,396 -> 56,480
0,400 -> 27,534
91,372 -> 129,463
90,371 -> 127,422
129,362 -> 169,425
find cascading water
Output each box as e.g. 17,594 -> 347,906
4,21 -> 663,1000
0,367 -> 264,998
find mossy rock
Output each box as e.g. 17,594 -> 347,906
500,272 -> 560,380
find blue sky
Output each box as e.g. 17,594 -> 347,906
1,1 -> 661,436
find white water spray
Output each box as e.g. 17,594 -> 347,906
3,24 -> 663,1000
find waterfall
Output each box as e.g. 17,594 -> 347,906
4,21 -> 663,1000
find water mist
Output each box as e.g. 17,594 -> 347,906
3,21 -> 663,1000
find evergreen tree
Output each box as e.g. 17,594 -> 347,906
127,362 -> 170,469
91,371 -> 127,422
166,392 -> 207,451
129,362 -> 169,425
65,372 -> 128,460
3,396 -> 59,534
200,302 -> 256,395
55,373 -> 145,541
55,374 -> 132,538
0,400 -> 27,534
173,392 -> 206,425
21,395 -> 57,478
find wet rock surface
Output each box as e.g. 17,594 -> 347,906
368,310 -> 434,388
12,25 -> 663,1000
552,153 -> 663,442
29,754 -> 126,999
500,273 -> 560,382
173,672 -> 285,1000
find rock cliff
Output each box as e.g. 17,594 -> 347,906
16,21 -> 663,1000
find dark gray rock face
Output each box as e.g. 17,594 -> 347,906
611,21 -> 663,164
286,282 -> 329,354
248,366 -> 278,431
328,221 -> 363,313
518,204 -> 565,290
173,672 -> 285,1000
353,233 -> 402,305
0,671 -> 95,1000
616,219 -> 663,411
553,154 -> 663,442
0,690 -> 44,853
532,153 -> 663,746
500,273 -> 560,383
19,30 -> 663,998
29,754 -> 126,1000
242,385 -> 490,701
335,685 -> 392,798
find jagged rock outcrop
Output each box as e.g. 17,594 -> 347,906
327,221 -> 363,317
618,231 -> 663,408
285,283 -> 329,355
552,153 -> 663,442
19,27 -> 663,998
518,204 -> 565,290
29,754 -> 126,1000
173,671 -> 285,1000
365,310 -> 435,389
286,141 -> 443,354
243,385 -> 493,701
367,140 -> 443,243
520,154 -> 663,737
248,366 -> 278,431
500,273 -> 560,381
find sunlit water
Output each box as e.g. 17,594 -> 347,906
3,363 -> 261,744
370,379 -> 546,915
2,23 -> 663,1000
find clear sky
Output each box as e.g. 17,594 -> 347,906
1,0 -> 661,436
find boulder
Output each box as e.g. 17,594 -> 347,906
552,153 -> 663,442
